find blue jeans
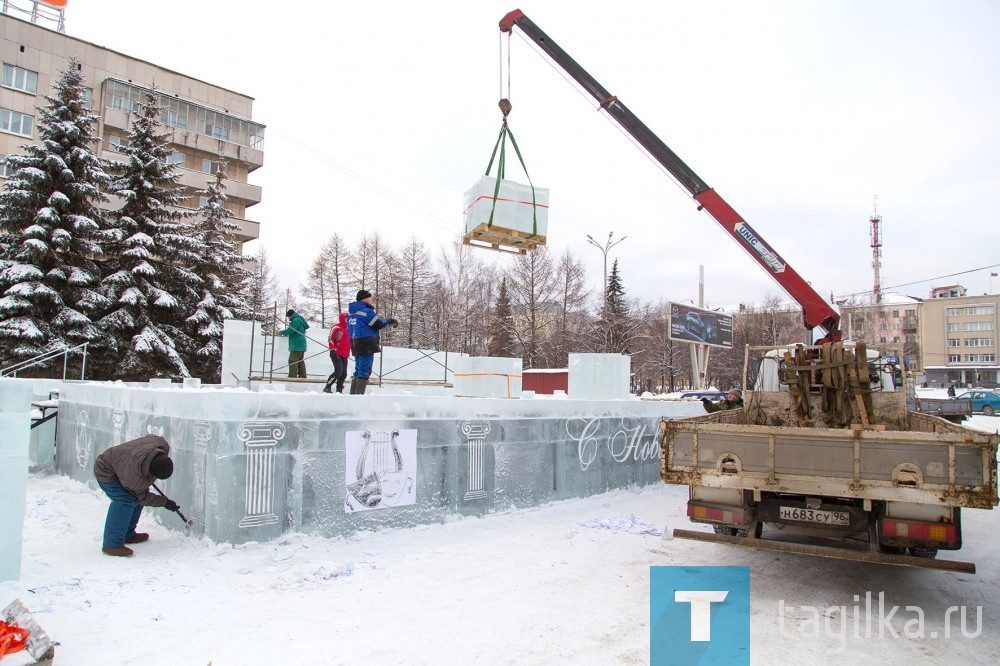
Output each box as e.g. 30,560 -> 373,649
354,353 -> 374,379
98,481 -> 143,548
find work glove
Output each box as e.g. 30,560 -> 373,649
700,397 -> 712,406
388,318 -> 399,328
164,499 -> 180,512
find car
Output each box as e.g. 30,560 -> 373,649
954,390 -> 1000,416
683,312 -> 716,343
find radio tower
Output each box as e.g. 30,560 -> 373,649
870,197 -> 882,304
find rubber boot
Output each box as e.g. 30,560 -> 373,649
349,377 -> 358,394
356,378 -> 369,395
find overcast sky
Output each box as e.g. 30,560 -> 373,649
60,0 -> 1000,309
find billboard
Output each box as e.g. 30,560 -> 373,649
669,302 -> 734,349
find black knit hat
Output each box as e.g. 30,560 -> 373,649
150,453 -> 173,480
286,309 -> 295,318
356,289 -> 372,301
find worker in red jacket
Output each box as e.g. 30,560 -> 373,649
323,312 -> 352,393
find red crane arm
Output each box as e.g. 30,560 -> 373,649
499,9 -> 841,338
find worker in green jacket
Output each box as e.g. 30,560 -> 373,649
279,309 -> 310,378
702,389 -> 744,413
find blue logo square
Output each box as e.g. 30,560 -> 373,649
650,566 -> 750,665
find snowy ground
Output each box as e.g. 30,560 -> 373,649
3,398 -> 998,665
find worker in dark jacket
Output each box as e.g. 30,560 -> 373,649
279,308 -> 310,379
703,389 -> 744,413
347,289 -> 397,395
93,435 -> 178,557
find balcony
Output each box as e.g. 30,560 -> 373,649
102,108 -> 264,171
902,318 -> 917,332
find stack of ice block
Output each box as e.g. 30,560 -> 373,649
568,353 -> 631,400
453,356 -> 523,398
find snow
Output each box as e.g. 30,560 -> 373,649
2,411 -> 999,664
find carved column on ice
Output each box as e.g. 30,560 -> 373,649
237,421 -> 285,528
191,420 -> 212,525
462,421 -> 490,501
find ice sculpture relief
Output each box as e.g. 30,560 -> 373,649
190,421 -> 212,525
74,410 -> 93,470
237,421 -> 286,528
111,409 -> 126,445
462,421 -> 491,501
345,429 -> 417,512
566,418 -> 659,472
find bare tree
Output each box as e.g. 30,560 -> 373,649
504,246 -> 558,368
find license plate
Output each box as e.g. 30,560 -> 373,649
778,506 -> 850,526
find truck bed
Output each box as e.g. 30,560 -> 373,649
660,391 -> 999,509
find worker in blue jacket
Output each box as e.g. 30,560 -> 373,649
347,290 -> 397,394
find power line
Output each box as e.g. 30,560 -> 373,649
837,263 -> 1000,300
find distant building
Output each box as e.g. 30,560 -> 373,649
919,285 -> 998,387
837,292 -> 921,371
0,7 -> 264,250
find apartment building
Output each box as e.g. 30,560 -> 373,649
838,292 -> 921,371
0,8 -> 263,249
919,285 -> 999,388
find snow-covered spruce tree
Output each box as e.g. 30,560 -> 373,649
97,89 -> 201,380
185,164 -> 250,381
0,58 -> 112,374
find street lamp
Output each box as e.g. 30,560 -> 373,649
586,231 -> 627,297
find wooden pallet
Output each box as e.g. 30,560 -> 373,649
463,222 -> 547,255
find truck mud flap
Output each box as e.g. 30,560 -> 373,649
670,529 -> 976,574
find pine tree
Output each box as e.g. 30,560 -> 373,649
185,163 -> 250,381
593,259 -> 639,354
98,89 -> 200,380
0,58 -> 112,373
487,277 -> 516,357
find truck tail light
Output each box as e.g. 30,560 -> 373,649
882,518 -> 958,544
688,503 -> 745,525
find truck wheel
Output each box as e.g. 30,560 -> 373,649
983,405 -> 995,416
713,526 -> 738,536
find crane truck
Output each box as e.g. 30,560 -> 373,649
499,9 -> 998,572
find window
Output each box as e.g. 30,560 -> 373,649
905,309 -> 916,316
204,123 -> 229,141
948,338 -> 961,347
165,151 -> 184,166
879,337 -> 887,344
202,159 -> 220,175
892,310 -> 899,318
892,336 -> 900,343
0,155 -> 13,178
2,64 -> 38,94
945,308 -> 961,316
966,354 -> 996,363
108,136 -> 129,153
112,95 -> 140,114
0,108 -> 32,137
199,196 -> 209,208
965,305 -> 994,316
946,323 -> 960,332
948,354 -> 961,363
80,88 -> 93,109
965,322 -> 994,332
162,110 -> 187,129
964,338 -> 994,347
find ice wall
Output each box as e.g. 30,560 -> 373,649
52,382 -> 706,545
0,378 -> 34,582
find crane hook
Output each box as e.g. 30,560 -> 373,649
498,98 -> 512,119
